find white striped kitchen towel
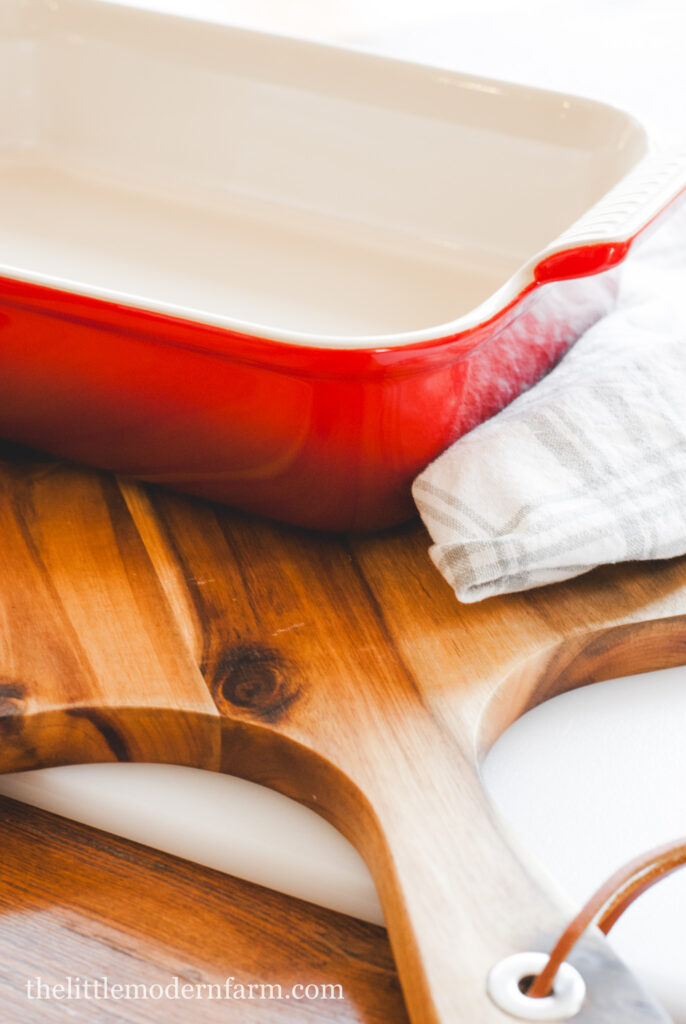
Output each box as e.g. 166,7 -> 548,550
413,200 -> 686,603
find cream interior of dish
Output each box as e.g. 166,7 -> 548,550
0,0 -> 645,341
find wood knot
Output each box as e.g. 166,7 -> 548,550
212,645 -> 301,723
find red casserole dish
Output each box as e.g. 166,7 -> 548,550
1,0 -> 685,529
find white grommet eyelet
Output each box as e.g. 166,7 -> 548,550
487,952 -> 586,1020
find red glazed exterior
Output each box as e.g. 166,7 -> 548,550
0,259 -> 622,531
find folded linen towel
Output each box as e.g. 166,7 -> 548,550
413,199 -> 686,603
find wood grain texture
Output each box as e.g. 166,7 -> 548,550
0,794 -> 406,1023
1,439 -> 684,1022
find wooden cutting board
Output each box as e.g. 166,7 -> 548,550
0,794 -> 407,1023
1,438 -> 684,1024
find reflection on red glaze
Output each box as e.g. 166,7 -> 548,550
0,261 -> 620,531
534,241 -> 631,283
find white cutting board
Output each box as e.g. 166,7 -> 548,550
2,0 -> 685,1019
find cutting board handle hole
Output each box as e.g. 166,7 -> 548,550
487,952 -> 585,1020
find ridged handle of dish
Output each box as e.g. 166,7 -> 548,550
535,148 -> 686,282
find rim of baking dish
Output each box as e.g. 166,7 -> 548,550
0,1 -> 656,352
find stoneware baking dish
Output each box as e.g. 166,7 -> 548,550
1,0 -> 685,529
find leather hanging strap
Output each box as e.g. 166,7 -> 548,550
528,837 -> 686,999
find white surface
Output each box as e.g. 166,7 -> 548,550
483,666 -> 686,1023
0,764 -> 383,925
2,0 -> 686,1019
0,0 -> 659,346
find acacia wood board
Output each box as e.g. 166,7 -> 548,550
1,439 -> 684,1023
